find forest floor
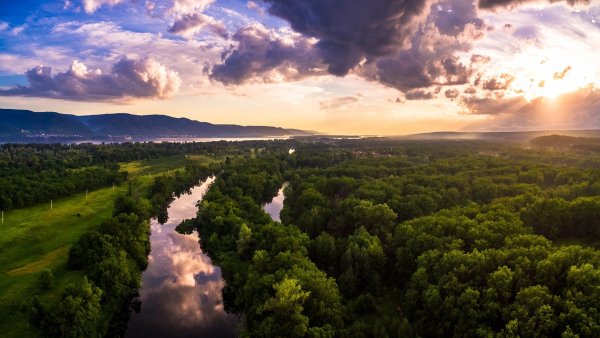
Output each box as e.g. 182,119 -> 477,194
0,154 -> 202,337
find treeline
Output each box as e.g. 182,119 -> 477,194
0,140 -> 293,211
530,134 -> 600,152
193,140 -> 600,337
0,167 -> 127,210
30,194 -> 151,337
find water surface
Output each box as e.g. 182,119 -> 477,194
125,177 -> 238,338
263,183 -> 288,222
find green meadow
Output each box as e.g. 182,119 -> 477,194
0,185 -> 125,336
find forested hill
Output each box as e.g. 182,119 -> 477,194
0,109 -> 95,137
0,109 -> 312,140
531,134 -> 600,152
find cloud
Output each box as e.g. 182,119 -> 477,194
482,73 -> 515,90
460,95 -> 528,114
210,24 -> 322,85
261,0 -> 432,76
81,0 -> 126,13
445,88 -> 460,98
212,0 -> 487,96
477,0 -> 590,10
462,86 -> 600,131
168,13 -> 228,39
49,21 -> 224,91
165,0 -> 230,39
80,0 -> 213,14
170,0 -> 214,15
11,25 -> 27,36
0,22 -> 8,31
78,0 -> 227,39
553,66 -> 572,80
356,0 -> 488,94
362,21 -> 480,92
0,57 -> 181,101
247,1 -> 265,15
465,87 -> 478,94
405,89 -> 437,100
319,96 -> 360,110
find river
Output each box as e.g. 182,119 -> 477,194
263,183 -> 288,222
125,177 -> 238,338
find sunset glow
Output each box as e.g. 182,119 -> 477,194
1,1 -> 600,134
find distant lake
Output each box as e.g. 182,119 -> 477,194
125,177 -> 238,338
0,136 -> 292,145
72,136 -> 291,144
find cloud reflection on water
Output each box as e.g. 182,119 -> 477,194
263,182 -> 288,222
125,177 -> 238,338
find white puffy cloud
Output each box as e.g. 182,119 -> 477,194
0,57 -> 181,101
50,21 -> 225,92
170,0 -> 214,15
168,13 -> 228,39
81,0 -> 126,13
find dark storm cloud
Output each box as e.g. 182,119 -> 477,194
260,0 -> 433,76
211,0 -> 489,96
366,22 -> 480,92
0,57 -> 181,101
210,25 -> 322,85
431,0 -> 485,36
353,0 -> 487,95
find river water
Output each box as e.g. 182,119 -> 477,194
125,177 -> 238,338
263,183 -> 288,222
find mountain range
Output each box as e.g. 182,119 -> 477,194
0,109 -> 313,141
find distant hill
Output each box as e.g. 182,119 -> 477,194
0,109 -> 95,136
77,113 -> 309,138
0,109 -> 313,141
399,130 -> 600,143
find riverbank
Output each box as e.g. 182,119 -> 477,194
0,155 -> 212,338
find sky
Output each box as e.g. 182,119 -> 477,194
0,0 -> 600,135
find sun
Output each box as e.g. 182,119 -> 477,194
509,46 -> 591,101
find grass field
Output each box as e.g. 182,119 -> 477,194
0,185 -> 126,336
0,154 -> 212,337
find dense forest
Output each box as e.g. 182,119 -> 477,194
8,137 -> 600,337
187,138 -> 600,337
